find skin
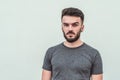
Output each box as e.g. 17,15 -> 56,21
42,70 -> 51,80
42,16 -> 103,80
61,16 -> 84,48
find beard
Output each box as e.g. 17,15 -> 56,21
63,29 -> 81,43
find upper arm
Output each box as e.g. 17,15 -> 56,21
42,48 -> 53,80
42,69 -> 52,80
91,51 -> 103,80
91,52 -> 103,74
91,74 -> 103,80
42,48 -> 53,71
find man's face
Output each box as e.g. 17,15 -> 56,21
62,16 -> 84,43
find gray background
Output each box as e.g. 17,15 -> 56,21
0,0 -> 120,80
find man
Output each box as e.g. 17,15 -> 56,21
42,7 -> 103,80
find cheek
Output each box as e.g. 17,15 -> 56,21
74,29 -> 80,33
62,28 -> 68,34
74,28 -> 81,34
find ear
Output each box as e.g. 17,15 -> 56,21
81,25 -> 84,32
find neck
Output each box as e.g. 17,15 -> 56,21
63,39 -> 83,48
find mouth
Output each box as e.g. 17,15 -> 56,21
68,33 -> 74,35
67,33 -> 75,38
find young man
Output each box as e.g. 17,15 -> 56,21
42,7 -> 103,80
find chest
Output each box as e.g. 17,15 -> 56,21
51,50 -> 93,72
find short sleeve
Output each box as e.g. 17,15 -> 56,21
42,48 -> 53,71
91,51 -> 103,74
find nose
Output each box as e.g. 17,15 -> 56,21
68,25 -> 73,31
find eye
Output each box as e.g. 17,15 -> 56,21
72,23 -> 79,27
63,23 -> 69,27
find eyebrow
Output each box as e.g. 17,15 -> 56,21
63,22 -> 79,24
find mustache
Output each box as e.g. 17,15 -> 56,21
66,31 -> 75,35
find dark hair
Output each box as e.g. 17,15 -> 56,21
61,7 -> 84,23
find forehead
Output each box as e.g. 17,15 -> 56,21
62,16 -> 82,23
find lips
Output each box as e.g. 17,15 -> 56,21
67,33 -> 74,35
67,33 -> 75,38
66,32 -> 75,38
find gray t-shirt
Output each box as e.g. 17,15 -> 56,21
42,43 -> 103,80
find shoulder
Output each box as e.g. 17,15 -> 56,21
83,43 -> 100,56
46,43 -> 62,55
83,43 -> 102,63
